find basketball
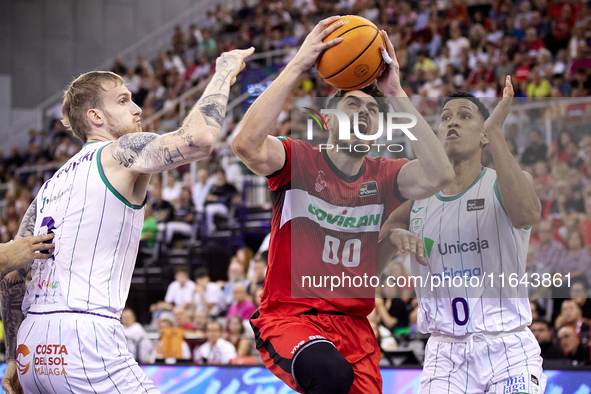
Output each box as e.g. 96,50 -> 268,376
315,15 -> 387,91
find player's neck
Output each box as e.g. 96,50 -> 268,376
325,149 -> 364,177
441,156 -> 483,196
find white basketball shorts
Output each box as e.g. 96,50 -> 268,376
419,326 -> 546,394
16,310 -> 159,394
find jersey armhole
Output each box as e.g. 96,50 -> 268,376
265,138 -> 288,179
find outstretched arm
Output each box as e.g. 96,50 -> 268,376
377,31 -> 454,200
377,201 -> 426,275
487,76 -> 540,228
232,16 -> 344,176
106,48 -> 254,174
0,201 -> 39,362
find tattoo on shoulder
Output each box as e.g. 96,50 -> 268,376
17,201 -> 36,238
111,133 -> 159,168
197,94 -> 227,128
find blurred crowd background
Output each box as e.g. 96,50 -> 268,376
0,0 -> 591,368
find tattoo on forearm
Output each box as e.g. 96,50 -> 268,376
17,201 -> 36,238
197,94 -> 228,128
110,133 -> 159,168
177,128 -> 197,149
0,271 -> 27,360
163,145 -> 186,165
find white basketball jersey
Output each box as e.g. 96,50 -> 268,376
409,167 -> 531,336
23,141 -> 145,318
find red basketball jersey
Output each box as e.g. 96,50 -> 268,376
261,138 -> 407,317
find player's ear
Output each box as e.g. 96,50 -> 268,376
87,108 -> 104,127
481,128 -> 489,148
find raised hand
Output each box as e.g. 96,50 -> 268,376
215,47 -> 255,87
377,30 -> 403,96
290,16 -> 345,74
484,75 -> 514,133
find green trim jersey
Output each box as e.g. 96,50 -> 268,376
23,141 -> 145,318
410,167 -> 532,336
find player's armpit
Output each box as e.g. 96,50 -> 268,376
396,160 -> 453,200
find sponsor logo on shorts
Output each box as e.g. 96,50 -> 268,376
503,374 -> 527,393
467,198 -> 485,211
16,344 -> 31,375
359,181 -> 378,197
530,374 -> 539,386
34,344 -> 69,376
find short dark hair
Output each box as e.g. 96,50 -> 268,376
531,319 -> 551,329
194,267 -> 210,280
442,92 -> 490,122
327,82 -> 389,114
175,265 -> 190,275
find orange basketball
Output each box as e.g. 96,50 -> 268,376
315,15 -> 386,91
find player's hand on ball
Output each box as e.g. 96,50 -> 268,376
484,75 -> 514,133
387,229 -> 428,266
290,15 -> 345,73
1,360 -> 23,394
377,30 -> 403,96
215,47 -> 255,86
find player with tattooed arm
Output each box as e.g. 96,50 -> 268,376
0,47 -> 253,394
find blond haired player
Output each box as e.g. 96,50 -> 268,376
0,47 -> 253,393
380,78 -> 545,393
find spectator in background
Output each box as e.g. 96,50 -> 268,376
194,320 -> 237,364
225,315 -> 251,357
198,29 -> 218,60
550,179 -> 585,217
446,26 -> 470,59
521,129 -> 548,166
557,326 -> 590,364
121,308 -> 153,363
555,299 -> 590,345
172,25 -> 185,55
204,169 -> 238,234
579,135 -> 591,177
560,230 -> 590,281
571,281 -> 591,320
140,204 -> 158,249
193,310 -> 208,334
192,168 -> 211,213
554,131 -> 574,163
247,252 -> 267,294
224,258 -> 249,306
578,194 -> 591,246
527,71 -> 552,96
164,265 -> 196,309
153,313 -> 191,360
151,187 -> 174,223
163,172 -> 183,205
227,284 -> 256,321
534,219 -> 567,276
173,306 -> 197,331
193,267 -> 224,316
530,319 -> 565,359
164,186 -> 196,245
